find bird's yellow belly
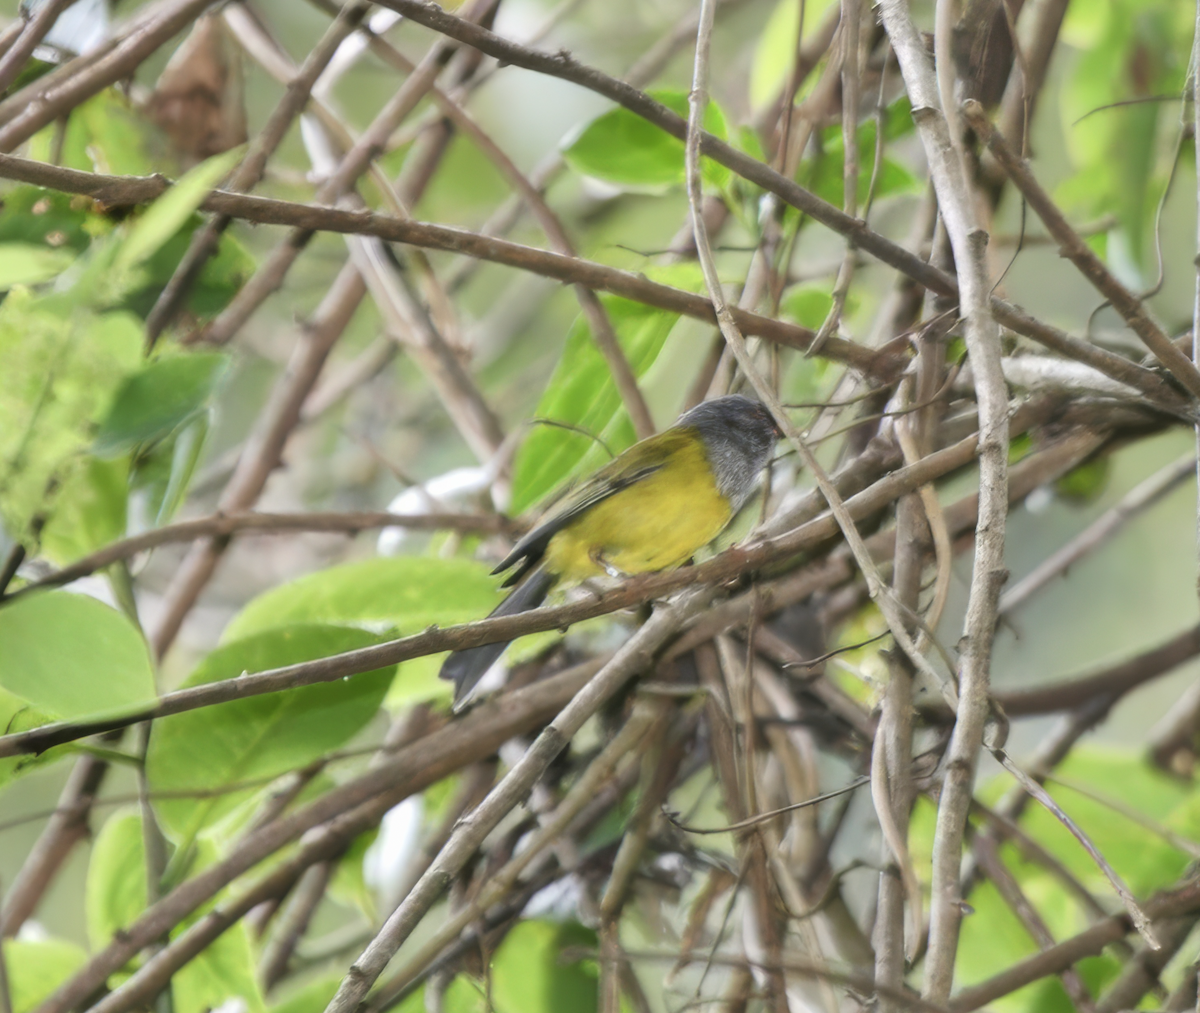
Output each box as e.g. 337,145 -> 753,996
543,441 -> 732,583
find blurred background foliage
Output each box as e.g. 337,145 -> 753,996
2,0 -> 1200,1011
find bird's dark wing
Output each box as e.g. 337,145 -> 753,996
493,462 -> 663,587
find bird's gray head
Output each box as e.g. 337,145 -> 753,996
676,395 -> 780,512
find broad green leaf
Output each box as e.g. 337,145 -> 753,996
444,978 -> 487,1013
750,0 -> 839,110
147,624 -> 395,842
952,875 -> 1080,1013
115,146 -> 243,272
0,683 -> 57,791
1008,748 -> 1190,898
94,353 -> 228,457
38,455 -> 129,566
225,557 -> 501,641
0,291 -> 142,547
3,938 -> 89,1013
86,809 -> 147,952
49,91 -> 157,177
87,810 -> 265,1013
0,243 -> 79,287
563,90 -> 729,191
489,920 -> 598,1013
0,591 -> 155,720
222,558 -> 502,708
510,296 -> 681,515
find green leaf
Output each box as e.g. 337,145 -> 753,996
225,556 -> 501,641
3,938 -> 89,1013
222,558 -> 503,708
780,286 -> 834,330
1054,455 -> 1110,502
750,0 -> 840,109
38,455 -> 129,566
562,90 -> 729,191
121,221 -> 256,322
1008,747 -> 1191,899
806,113 -> 922,210
510,296 -> 681,515
0,591 -> 155,720
87,810 -> 265,1013
0,243 -> 79,288
86,809 -> 147,952
489,920 -> 598,1013
0,291 -> 142,547
93,352 -> 228,457
146,624 -> 396,843
115,146 -> 244,272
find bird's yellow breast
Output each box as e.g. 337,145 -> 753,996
543,432 -> 731,584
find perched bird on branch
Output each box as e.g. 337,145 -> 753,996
440,394 -> 781,706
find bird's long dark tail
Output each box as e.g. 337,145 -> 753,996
440,565 -> 554,707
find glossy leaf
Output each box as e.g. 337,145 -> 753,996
86,809 -> 147,951
0,591 -> 155,720
147,624 -> 395,842
224,556 -> 501,641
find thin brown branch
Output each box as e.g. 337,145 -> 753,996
361,0 -> 1182,405
0,409 -> 1102,761
5,510 -> 513,600
881,4 -> 1011,1001
0,152 -> 894,377
0,753 -> 108,936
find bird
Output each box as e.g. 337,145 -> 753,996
439,394 -> 781,706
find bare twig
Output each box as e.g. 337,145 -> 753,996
5,510 -> 512,600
